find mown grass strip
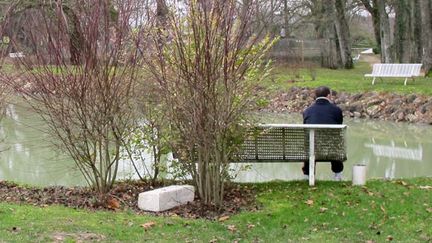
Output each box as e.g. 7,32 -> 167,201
267,62 -> 432,95
1,178 -> 431,242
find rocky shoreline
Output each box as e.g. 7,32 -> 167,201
263,87 -> 432,124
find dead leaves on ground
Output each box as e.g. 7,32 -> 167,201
218,215 -> 230,222
106,197 -> 120,210
419,185 -> 432,190
141,221 -> 156,230
227,224 -> 237,232
319,207 -> 328,213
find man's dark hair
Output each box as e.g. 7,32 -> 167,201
315,86 -> 331,98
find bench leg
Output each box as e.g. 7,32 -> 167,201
309,129 -> 315,186
372,77 -> 376,85
404,77 -> 408,86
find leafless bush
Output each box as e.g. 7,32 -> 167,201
0,0 -> 144,194
145,0 -> 274,206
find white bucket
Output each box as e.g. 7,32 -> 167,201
352,164 -> 367,186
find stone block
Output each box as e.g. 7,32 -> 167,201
138,185 -> 195,212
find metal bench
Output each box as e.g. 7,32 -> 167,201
232,124 -> 347,186
364,63 -> 422,85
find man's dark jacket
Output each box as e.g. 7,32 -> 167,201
303,98 -> 343,124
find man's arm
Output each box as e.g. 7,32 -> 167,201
337,107 -> 343,124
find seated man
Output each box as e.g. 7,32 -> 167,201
302,86 -> 344,181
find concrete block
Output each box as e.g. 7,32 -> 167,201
138,185 -> 195,212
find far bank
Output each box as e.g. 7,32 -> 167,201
263,86 -> 432,124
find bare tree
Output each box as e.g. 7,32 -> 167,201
359,0 -> 381,52
334,0 -> 353,69
1,0 -> 143,194
145,0 -> 273,206
377,0 -> 393,62
420,0 -> 432,74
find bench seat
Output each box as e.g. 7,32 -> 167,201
232,124 -> 347,186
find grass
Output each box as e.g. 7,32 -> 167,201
266,61 -> 432,96
1,178 -> 431,242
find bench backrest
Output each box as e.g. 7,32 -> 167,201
232,124 -> 347,163
371,63 -> 422,77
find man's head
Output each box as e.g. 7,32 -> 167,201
315,86 -> 331,98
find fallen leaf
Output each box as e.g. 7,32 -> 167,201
305,199 -> 314,206
319,207 -> 328,213
141,221 -> 156,230
107,198 -> 120,210
380,205 -> 386,214
366,240 -> 375,243
209,238 -> 218,243
426,208 -> 432,213
218,216 -> 230,222
247,224 -> 255,229
227,225 -> 237,232
386,235 -> 393,241
419,185 -> 432,190
397,180 -> 408,186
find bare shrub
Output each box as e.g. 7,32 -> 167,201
145,0 -> 274,206
0,0 -> 143,194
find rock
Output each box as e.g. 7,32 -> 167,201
406,114 -> 417,122
366,98 -> 383,107
366,105 -> 381,116
392,98 -> 403,106
406,94 -> 417,103
413,97 -> 424,105
351,93 -> 363,101
397,112 -> 405,121
138,185 -> 195,212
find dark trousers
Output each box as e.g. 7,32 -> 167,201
302,161 -> 344,175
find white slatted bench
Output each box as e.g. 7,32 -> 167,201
365,63 -> 422,85
231,124 -> 347,186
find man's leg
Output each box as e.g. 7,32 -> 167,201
331,161 -> 343,181
302,162 -> 309,175
331,161 -> 343,173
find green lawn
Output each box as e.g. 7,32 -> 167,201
266,61 -> 432,95
1,178 -> 431,242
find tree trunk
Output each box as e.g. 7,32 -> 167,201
360,0 -> 381,53
283,0 -> 289,35
334,0 -> 353,69
316,0 -> 339,69
420,0 -> 432,74
156,0 -> 168,26
394,0 -> 411,63
378,0 -> 393,63
410,0 -> 422,63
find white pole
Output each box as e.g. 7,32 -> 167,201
309,129 -> 315,186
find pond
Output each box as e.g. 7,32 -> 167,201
0,102 -> 431,187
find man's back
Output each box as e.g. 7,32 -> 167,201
303,98 -> 343,125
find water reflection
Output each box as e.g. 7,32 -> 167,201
0,106 -> 431,186
364,140 -> 422,161
0,102 -> 85,186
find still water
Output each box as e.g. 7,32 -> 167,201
0,102 -> 431,186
